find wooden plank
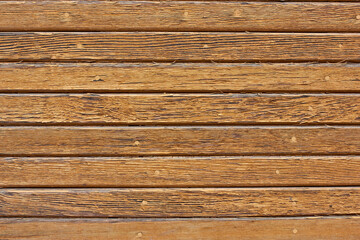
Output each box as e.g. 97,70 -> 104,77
0,127 -> 359,156
1,217 -> 360,240
1,32 -> 359,62
1,1 -> 360,32
1,188 -> 359,217
1,94 -> 359,125
1,63 -> 360,93
1,156 -> 360,187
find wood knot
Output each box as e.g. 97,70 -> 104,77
293,229 -> 298,234
93,76 -> 104,82
290,136 -> 297,143
356,15 -> 360,20
62,12 -> 71,22
324,76 -> 330,81
233,9 -> 242,17
134,141 -> 140,146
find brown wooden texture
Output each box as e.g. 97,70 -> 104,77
1,217 -> 360,240
1,1 -> 360,32
1,32 -> 359,61
0,127 -> 359,156
1,188 -> 360,217
1,156 -> 360,187
1,0 -> 360,237
1,94 -> 359,125
1,63 -> 360,93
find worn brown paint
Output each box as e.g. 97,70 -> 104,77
0,94 -> 359,124
1,156 -> 360,187
1,188 -> 360,217
1,1 -> 360,32
0,127 -> 359,155
1,217 -> 360,240
1,0 -> 360,237
1,63 -> 360,92
1,32 -> 360,61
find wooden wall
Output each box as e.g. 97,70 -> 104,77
0,0 -> 359,239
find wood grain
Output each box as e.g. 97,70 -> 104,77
1,188 -> 359,217
1,94 -> 359,125
0,127 -> 359,156
2,1 -> 360,32
1,0 -> 359,237
1,217 -> 360,240
1,32 -> 359,62
1,63 -> 360,93
1,156 -> 360,187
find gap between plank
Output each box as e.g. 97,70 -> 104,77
1,216 -> 359,221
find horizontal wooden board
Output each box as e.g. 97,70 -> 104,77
0,127 -> 359,156
1,1 -> 360,32
1,32 -> 359,61
1,188 -> 360,217
1,156 -> 360,187
1,94 -> 359,124
1,217 -> 360,240
1,63 -> 360,92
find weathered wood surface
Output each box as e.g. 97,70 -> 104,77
1,0 -> 359,237
1,94 -> 359,124
1,32 -> 359,61
1,217 -> 360,240
2,1 -> 360,32
1,156 -> 360,187
0,127 -> 359,156
1,188 -> 359,217
1,63 -> 360,92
